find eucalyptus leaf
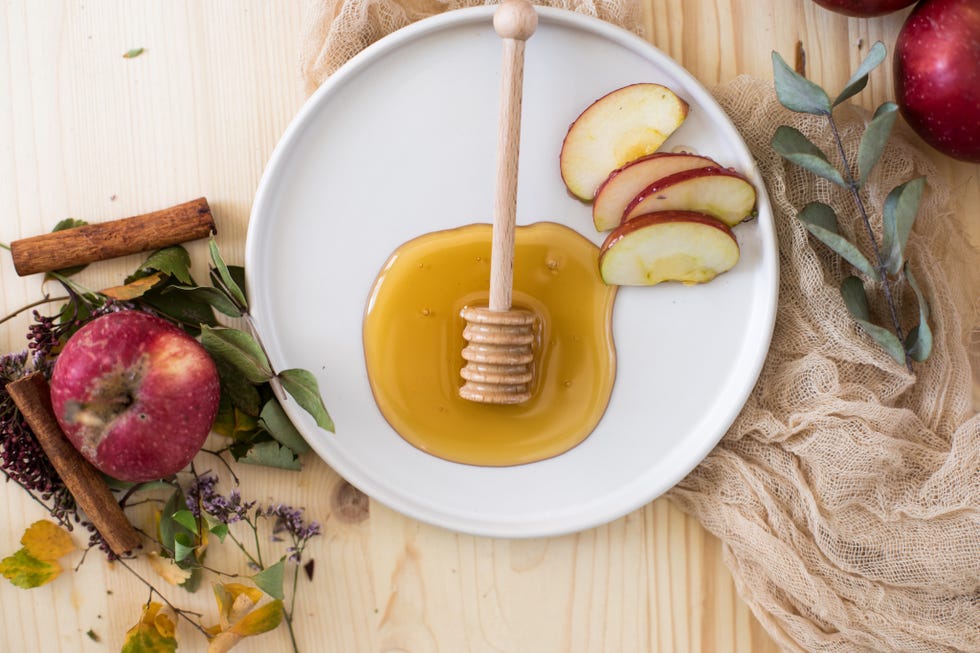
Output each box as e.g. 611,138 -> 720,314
252,558 -> 286,600
798,204 -> 878,280
163,285 -> 242,318
200,326 -> 273,384
259,399 -> 311,454
882,177 -> 926,275
840,276 -> 871,320
278,368 -> 334,433
833,41 -> 887,106
138,246 -> 193,285
239,440 -> 302,471
904,264 -> 932,361
857,103 -> 898,187
772,51 -> 832,115
209,238 -> 247,309
840,277 -> 906,364
772,126 -> 846,186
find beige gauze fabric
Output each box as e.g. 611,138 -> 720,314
299,2 -> 980,651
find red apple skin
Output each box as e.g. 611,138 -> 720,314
894,0 -> 980,163
599,210 -> 735,254
811,0 -> 916,17
50,310 -> 221,482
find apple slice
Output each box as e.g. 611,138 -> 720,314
623,167 -> 756,226
598,211 -> 740,286
560,84 -> 689,201
592,152 -> 719,231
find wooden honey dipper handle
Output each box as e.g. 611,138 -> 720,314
459,0 -> 538,406
489,0 -> 537,311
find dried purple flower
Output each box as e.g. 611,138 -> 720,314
186,473 -> 255,524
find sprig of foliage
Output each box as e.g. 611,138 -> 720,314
771,41 -> 931,371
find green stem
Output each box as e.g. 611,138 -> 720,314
227,529 -> 262,569
285,552 -> 302,652
827,114 -> 912,372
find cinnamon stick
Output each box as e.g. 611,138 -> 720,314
10,197 -> 216,277
5,372 -> 142,555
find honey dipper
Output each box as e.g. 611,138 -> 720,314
459,0 -> 538,405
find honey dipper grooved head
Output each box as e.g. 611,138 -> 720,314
459,306 -> 535,404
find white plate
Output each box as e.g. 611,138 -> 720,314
246,6 -> 777,538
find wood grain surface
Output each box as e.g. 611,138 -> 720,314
1,2 -> 977,652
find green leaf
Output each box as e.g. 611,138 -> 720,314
200,326 -> 273,384
163,285 -> 242,318
170,510 -> 199,535
158,488 -> 189,555
797,203 -> 878,280
833,40 -> 887,107
857,103 -> 898,187
173,532 -> 195,563
138,281 -> 218,334
122,47 -> 145,59
772,50 -> 832,115
207,522 -> 229,543
840,277 -> 906,364
881,177 -> 926,275
278,368 -> 334,433
904,264 -> 932,362
259,399 -> 311,454
209,238 -> 247,309
136,246 -> 193,285
46,219 -> 90,278
772,126 -> 846,186
0,549 -> 61,589
239,441 -> 302,471
213,359 -> 263,417
252,558 -> 285,600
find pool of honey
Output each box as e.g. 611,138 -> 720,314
363,222 -> 617,466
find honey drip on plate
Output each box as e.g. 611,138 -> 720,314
363,222 -> 617,466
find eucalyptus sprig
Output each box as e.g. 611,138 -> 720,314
771,41 -> 931,371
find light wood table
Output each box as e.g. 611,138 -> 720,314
0,2 -> 976,652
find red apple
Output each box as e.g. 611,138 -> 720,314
598,211 -> 740,286
893,0 -> 980,163
811,0 -> 916,17
559,83 -> 689,201
49,310 -> 221,482
622,166 -> 757,226
592,152 -> 719,231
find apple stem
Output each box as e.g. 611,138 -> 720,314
827,115 -> 913,372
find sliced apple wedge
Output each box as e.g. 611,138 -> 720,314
560,84 -> 689,201
622,167 -> 756,226
592,152 -> 719,231
598,211 -> 740,286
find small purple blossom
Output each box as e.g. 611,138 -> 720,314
185,473 -> 255,524
260,503 -> 321,562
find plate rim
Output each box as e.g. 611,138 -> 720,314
245,5 -> 778,538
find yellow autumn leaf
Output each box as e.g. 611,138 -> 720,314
207,582 -> 283,653
21,520 -> 76,560
207,599 -> 283,653
101,271 -> 166,300
0,520 -> 76,589
146,551 -> 192,586
121,602 -> 177,653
